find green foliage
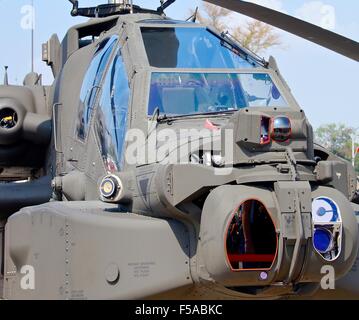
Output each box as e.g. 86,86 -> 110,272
315,123 -> 358,174
190,3 -> 281,54
355,154 -> 359,175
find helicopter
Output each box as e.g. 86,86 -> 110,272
0,0 -> 359,300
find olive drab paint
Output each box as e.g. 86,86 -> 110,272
0,1 -> 358,300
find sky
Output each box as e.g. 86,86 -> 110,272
0,0 -> 358,130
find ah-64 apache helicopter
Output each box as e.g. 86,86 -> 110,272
0,0 -> 359,300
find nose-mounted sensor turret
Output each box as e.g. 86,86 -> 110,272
198,183 -> 358,297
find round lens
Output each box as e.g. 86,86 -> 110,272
313,228 -> 333,253
0,108 -> 18,129
271,116 -> 291,142
100,176 -> 117,199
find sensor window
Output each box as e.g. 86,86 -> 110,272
226,199 -> 278,271
0,108 -> 18,129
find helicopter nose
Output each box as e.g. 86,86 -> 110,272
198,183 -> 358,296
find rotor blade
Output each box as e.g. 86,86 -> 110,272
204,0 -> 359,62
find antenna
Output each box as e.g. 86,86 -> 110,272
31,0 -> 35,73
186,6 -> 198,22
3,66 -> 9,86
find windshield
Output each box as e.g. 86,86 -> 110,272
141,27 -> 258,69
148,72 -> 288,116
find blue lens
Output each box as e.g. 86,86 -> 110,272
313,228 -> 333,253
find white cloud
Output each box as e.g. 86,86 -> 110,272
295,1 -> 336,30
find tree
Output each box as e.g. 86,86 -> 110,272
315,123 -> 359,174
194,3 -> 231,32
190,3 -> 281,55
232,20 -> 282,54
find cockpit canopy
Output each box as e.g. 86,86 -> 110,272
139,25 -> 287,117
148,72 -> 288,117
141,26 -> 259,69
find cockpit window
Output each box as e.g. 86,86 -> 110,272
141,27 -> 257,69
76,35 -> 118,141
148,72 -> 288,116
95,48 -> 130,172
